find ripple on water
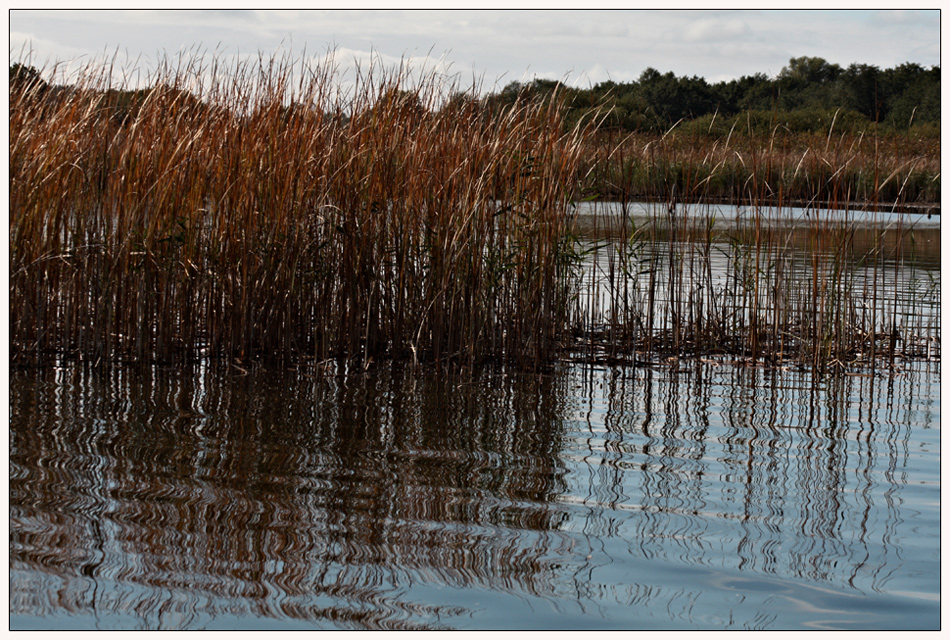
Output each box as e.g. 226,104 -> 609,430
10,359 -> 940,630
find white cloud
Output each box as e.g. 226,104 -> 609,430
9,9 -> 940,93
683,16 -> 751,43
870,9 -> 937,26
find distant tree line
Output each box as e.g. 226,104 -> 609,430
478,56 -> 940,135
12,55 -> 940,137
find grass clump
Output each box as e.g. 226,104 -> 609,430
10,52 -> 939,374
10,52 -> 591,369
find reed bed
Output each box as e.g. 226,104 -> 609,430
566,113 -> 939,373
581,123 -> 940,210
10,53 -> 940,373
11,53 -> 590,369
570,193 -> 940,373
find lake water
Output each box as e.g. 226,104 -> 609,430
570,202 -> 939,366
10,356 -> 940,630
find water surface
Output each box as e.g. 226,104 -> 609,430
10,358 -> 939,630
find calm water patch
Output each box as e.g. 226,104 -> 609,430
9,359 -> 939,630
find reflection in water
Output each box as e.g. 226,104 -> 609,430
11,363 -> 573,630
10,359 -> 939,630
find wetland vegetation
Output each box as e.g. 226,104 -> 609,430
9,53 -> 940,372
9,50 -> 941,631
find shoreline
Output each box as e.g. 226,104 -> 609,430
588,195 -> 940,217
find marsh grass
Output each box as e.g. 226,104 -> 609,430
10,53 -> 595,369
581,120 -> 940,210
570,191 -> 939,373
10,53 -> 940,372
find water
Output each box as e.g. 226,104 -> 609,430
10,357 -> 940,630
571,200 -> 941,233
572,202 -> 939,359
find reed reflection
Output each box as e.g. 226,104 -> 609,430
564,361 -> 935,605
10,358 -> 938,630
11,362 -> 573,629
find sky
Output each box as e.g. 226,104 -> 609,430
8,8 -> 943,93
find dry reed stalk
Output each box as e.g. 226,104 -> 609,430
11,52 -> 938,372
11,52 -> 591,370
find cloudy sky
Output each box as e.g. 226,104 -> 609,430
9,8 -> 942,92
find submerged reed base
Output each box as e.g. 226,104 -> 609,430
10,53 -> 940,374
564,201 -> 939,375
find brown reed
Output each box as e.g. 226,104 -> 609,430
10,52 -> 940,373
579,121 -> 940,211
570,132 -> 940,373
10,52 -> 591,369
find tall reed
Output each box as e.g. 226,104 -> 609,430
571,156 -> 939,372
10,52 -> 939,373
10,52 -> 590,369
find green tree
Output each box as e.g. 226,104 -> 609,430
881,63 -> 940,128
10,63 -> 47,94
774,57 -> 842,110
838,63 -> 882,120
777,56 -> 842,85
712,72 -> 772,113
637,68 -> 714,130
